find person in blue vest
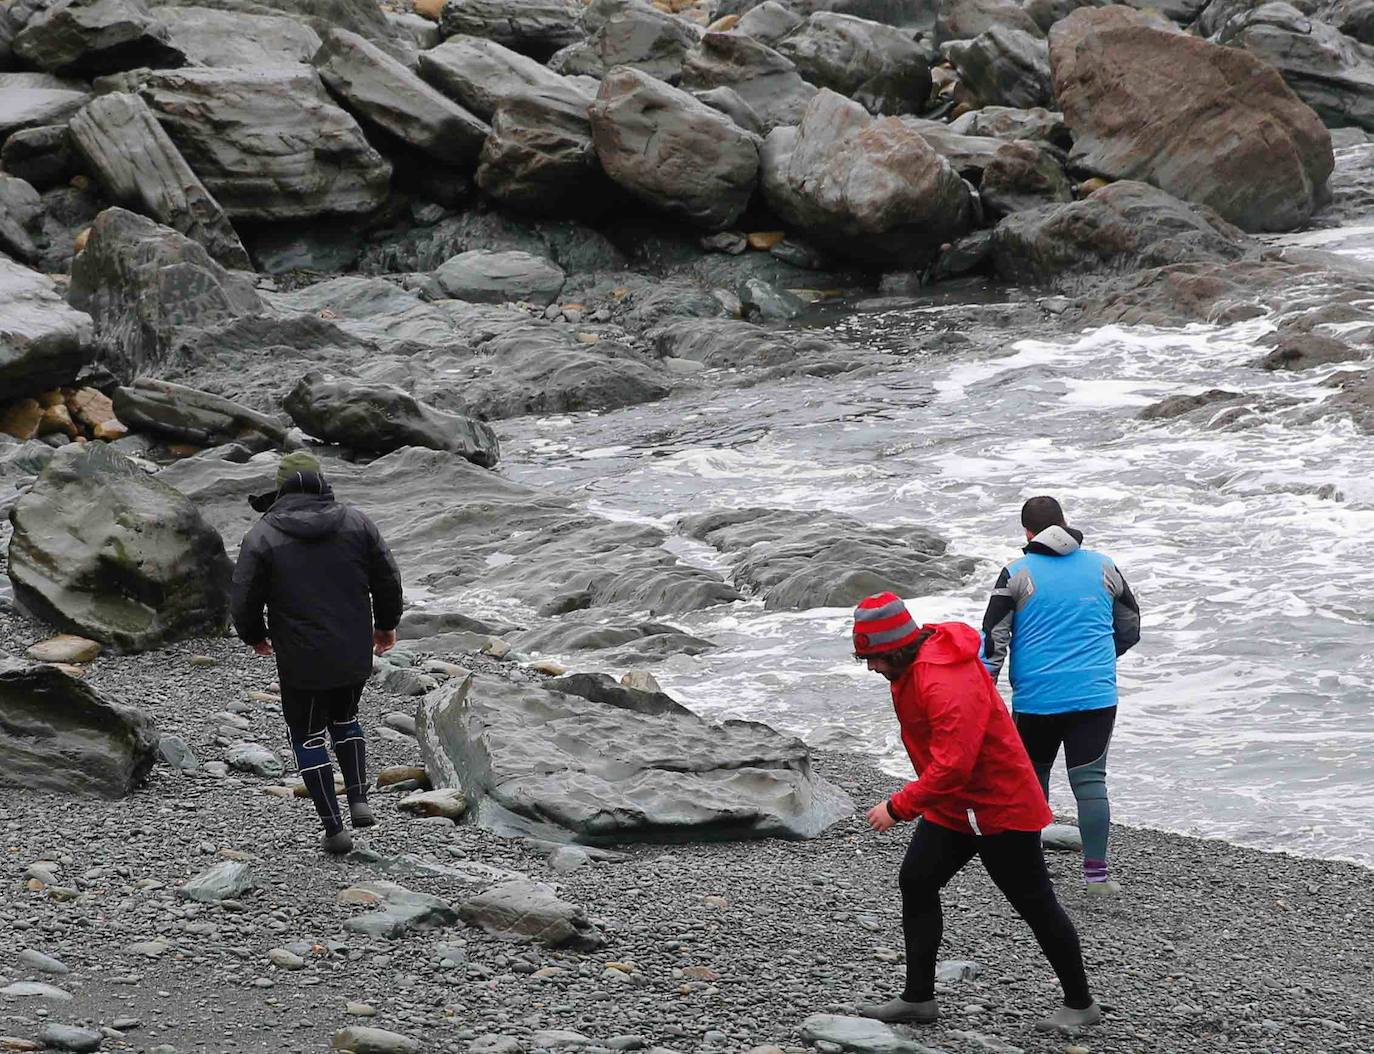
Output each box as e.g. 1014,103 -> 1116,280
980,496 -> 1140,896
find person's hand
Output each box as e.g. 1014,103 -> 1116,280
866,801 -> 897,833
251,639 -> 273,658
373,629 -> 397,656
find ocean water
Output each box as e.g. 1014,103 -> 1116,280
495,290 -> 1374,868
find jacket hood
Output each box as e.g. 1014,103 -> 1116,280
264,491 -> 346,540
1024,524 -> 1083,557
913,621 -> 983,665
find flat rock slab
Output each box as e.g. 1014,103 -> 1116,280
801,1014 -> 948,1054
458,878 -> 604,950
439,0 -> 584,60
341,880 -> 461,939
0,74 -> 91,139
24,635 -> 101,663
417,673 -> 854,843
0,660 -> 158,797
180,859 -> 253,902
432,249 -> 566,306
0,981 -> 73,1000
417,34 -> 586,121
152,4 -> 322,67
12,0 -> 186,77
0,253 -> 94,402
35,1024 -> 102,1053
332,1026 -> 420,1054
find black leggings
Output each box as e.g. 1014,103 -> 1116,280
280,684 -> 367,835
899,818 -> 1092,1008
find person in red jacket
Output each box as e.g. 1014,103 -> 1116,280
853,592 -> 1101,1034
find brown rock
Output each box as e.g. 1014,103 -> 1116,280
1077,176 -> 1110,196
376,765 -> 429,788
39,400 -> 77,437
66,387 -> 116,429
92,419 -> 129,440
706,14 -> 739,31
682,964 -> 720,980
73,226 -> 90,253
25,635 -> 102,663
35,390 -> 63,408
413,0 -> 444,19
0,399 -> 44,440
747,230 -> 785,250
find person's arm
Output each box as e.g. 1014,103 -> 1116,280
230,534 -> 271,653
887,670 -> 990,821
980,566 -> 1016,680
363,515 -> 403,650
1105,562 -> 1141,656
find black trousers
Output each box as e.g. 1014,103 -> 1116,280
899,818 -> 1092,1008
280,683 -> 367,835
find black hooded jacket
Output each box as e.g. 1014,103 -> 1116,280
229,474 -> 403,690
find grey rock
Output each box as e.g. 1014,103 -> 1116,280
1119,0 -> 1208,22
542,671 -> 694,717
136,65 -> 392,221
0,72 -> 91,140
1214,3 -> 1374,132
151,4 -> 321,66
978,139 -> 1072,217
1256,331 -> 1364,369
680,30 -> 818,132
550,0 -> 701,82
417,35 -> 587,122
589,66 -> 760,230
111,378 -> 285,450
151,0 -> 402,50
68,92 -> 249,268
991,180 -> 1252,286
458,879 -> 604,950
680,506 -> 972,609
18,948 -> 70,974
314,27 -> 489,166
0,124 -> 78,191
719,0 -> 937,27
936,958 -> 983,981
935,0 -> 1042,44
0,980 -> 73,999
332,1026 -> 420,1054
944,25 -> 1052,109
439,0 -> 584,61
1024,0 -> 1107,31
514,615 -> 716,661
649,316 -> 863,371
1049,5 -> 1333,232
931,227 -> 993,279
179,859 -> 254,902
691,84 -> 765,133
1317,0 -> 1374,43
13,0 -> 186,77
946,105 -> 1068,146
36,1024 -> 103,1053
417,672 -> 854,842
477,88 -> 609,216
8,443 -> 232,652
342,880 -> 460,939
0,174 -> 48,267
381,666 -> 433,697
225,741 -> 281,777
0,253 -> 94,402
0,667 -> 157,802
898,117 -> 1001,177
761,90 -> 972,266
433,249 -> 566,306
777,11 -> 932,115
740,276 -> 805,320
157,733 -> 200,772
67,207 -> 264,381
387,9 -> 439,49
801,1014 -> 944,1054
470,1036 -> 522,1054
548,845 -> 592,874
284,370 -> 501,466
1041,823 -> 1083,851
736,0 -> 804,45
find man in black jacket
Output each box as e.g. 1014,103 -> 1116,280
230,454 -> 403,854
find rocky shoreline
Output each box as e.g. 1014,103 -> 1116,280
2,602 -> 1372,1054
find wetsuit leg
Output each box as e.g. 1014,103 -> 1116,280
325,684 -> 368,806
281,686 -> 343,836
1014,711 -> 1065,800
898,819 -> 978,1002
1064,706 -> 1117,880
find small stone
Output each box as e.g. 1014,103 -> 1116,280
0,981 -> 71,1000
337,887 -> 383,907
413,0 -> 443,19
225,742 -> 282,779
936,959 -> 982,983
157,735 -> 200,773
548,846 -> 591,875
527,659 -> 567,676
188,655 -> 217,668
24,635 -> 101,663
35,1025 -> 101,1053
469,1038 -> 520,1054
1041,825 -> 1083,852
126,940 -> 170,959
397,788 -> 467,820
345,1002 -> 376,1017
701,895 -> 729,908
0,1039 -> 43,1052
481,637 -> 512,659
706,13 -> 739,30
746,230 -> 785,251
17,949 -> 68,974
180,860 -> 254,903
681,965 -> 718,981
268,948 -> 305,970
330,1026 -> 420,1054
0,399 -> 43,440
530,1032 -> 592,1050
47,886 -> 79,902
531,966 -> 567,980
1066,1047 -> 1089,1054
619,671 -> 662,693
92,419 -> 128,441
1077,177 -> 1110,197
376,766 -> 429,789
110,1019 -> 140,1031
382,711 -> 417,736
421,660 -> 469,678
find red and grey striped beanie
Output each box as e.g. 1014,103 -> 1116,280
852,592 -> 922,657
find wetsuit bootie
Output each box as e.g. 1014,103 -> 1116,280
857,997 -> 939,1024
1084,878 -> 1122,898
322,828 -> 353,855
349,801 -> 376,829
1036,1001 -> 1102,1032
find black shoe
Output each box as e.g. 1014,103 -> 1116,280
857,997 -> 939,1024
322,829 -> 353,855
349,801 -> 376,829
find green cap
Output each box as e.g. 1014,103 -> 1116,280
275,450 -> 321,487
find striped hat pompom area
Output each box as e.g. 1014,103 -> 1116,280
852,591 -> 923,657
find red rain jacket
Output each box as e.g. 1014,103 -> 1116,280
887,621 -> 1053,835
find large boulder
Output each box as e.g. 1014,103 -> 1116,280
935,0 -> 1042,43
432,249 -> 566,305
944,25 -> 1053,109
417,35 -> 587,122
111,377 -> 285,449
439,0 -> 585,61
67,207 -> 264,381
135,65 -> 392,221
151,0 -> 402,49
0,660 -> 158,797
314,27 -> 490,166
947,104 -> 1069,145
0,175 -> 49,267
8,442 -> 233,652
68,92 -> 250,269
737,1 -> 805,45
761,89 -> 973,267
679,30 -> 819,131
284,371 -> 501,467
0,254 -> 94,402
417,672 -> 854,842
11,0 -> 186,77
1049,5 -> 1334,232
679,506 -> 974,610
588,66 -> 761,230
1,124 -> 79,191
151,4 -> 322,67
978,139 -> 1072,216
990,179 -> 1252,285
776,11 -> 932,115
1213,3 -> 1374,132
0,72 -> 91,140
477,89 -> 609,215
549,0 -> 701,82
1317,0 -> 1374,44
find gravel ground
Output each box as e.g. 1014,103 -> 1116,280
2,604 -> 1372,1054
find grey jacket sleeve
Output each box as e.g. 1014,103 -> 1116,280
229,531 -> 270,645
1105,563 -> 1141,657
363,515 -> 403,632
980,566 -> 1016,680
